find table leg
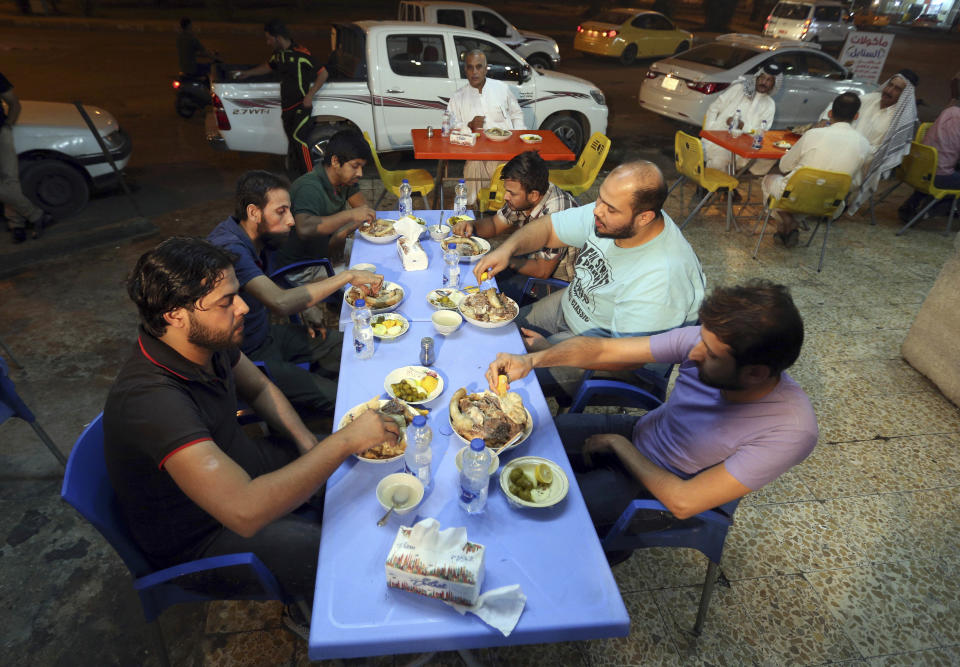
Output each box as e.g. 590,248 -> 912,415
431,160 -> 447,209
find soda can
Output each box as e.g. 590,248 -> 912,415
426,126 -> 434,138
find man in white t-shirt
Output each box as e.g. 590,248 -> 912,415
477,160 -> 705,397
446,49 -> 524,204
762,92 -> 871,246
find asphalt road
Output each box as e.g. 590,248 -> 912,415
2,20 -> 957,236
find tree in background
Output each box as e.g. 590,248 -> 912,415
705,0 -> 738,31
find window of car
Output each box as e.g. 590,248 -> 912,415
804,52 -> 846,79
454,36 -> 524,82
813,6 -> 843,21
772,2 -> 812,20
386,34 -> 448,78
747,51 -> 803,76
630,14 -> 652,29
674,44 -> 758,69
645,14 -> 676,30
436,9 -> 466,27
472,11 -> 510,38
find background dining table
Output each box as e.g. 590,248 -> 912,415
309,210 -> 630,661
411,129 -> 576,208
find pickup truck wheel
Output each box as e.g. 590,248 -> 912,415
21,159 -> 90,217
541,114 -> 585,155
619,44 -> 638,65
176,95 -> 198,118
527,54 -> 553,70
306,121 -> 355,168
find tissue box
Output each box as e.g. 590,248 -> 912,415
386,523 -> 486,605
449,130 -> 477,147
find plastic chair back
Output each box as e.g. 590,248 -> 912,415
363,131 -> 434,204
548,132 -> 610,197
477,162 -> 508,212
772,167 -> 851,217
61,414 -> 287,621
1,356 -> 67,465
676,130 -> 707,184
916,121 -> 932,143
900,141 -> 938,193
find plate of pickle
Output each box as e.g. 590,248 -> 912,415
384,365 -> 444,404
426,288 -> 465,310
499,456 -> 569,509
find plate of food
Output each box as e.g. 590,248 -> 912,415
774,140 -> 794,149
519,133 -> 543,144
449,387 -> 533,450
358,219 -> 399,243
345,281 -> 404,314
426,288 -> 465,310
445,214 -> 473,228
458,288 -> 518,328
500,456 -> 569,509
337,397 -> 425,463
446,236 -> 490,263
484,127 -> 513,142
370,313 -> 409,340
384,365 -> 444,404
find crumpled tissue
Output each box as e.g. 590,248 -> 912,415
394,216 -> 429,271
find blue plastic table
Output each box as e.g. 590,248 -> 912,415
308,211 -> 629,661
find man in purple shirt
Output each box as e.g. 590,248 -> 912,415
486,281 -> 817,540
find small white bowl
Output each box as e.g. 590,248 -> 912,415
431,309 -> 462,335
376,473 -> 424,516
455,446 -> 500,477
428,224 -> 450,242
350,263 -> 376,272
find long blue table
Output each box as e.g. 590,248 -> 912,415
308,210 -> 629,661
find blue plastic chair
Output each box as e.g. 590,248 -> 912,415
269,258 -> 341,309
60,413 -> 290,623
518,276 -> 569,308
1,356 -> 67,466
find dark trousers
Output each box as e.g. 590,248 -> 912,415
282,106 -> 313,175
247,323 -> 342,416
900,171 -> 960,217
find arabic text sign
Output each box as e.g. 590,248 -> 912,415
839,32 -> 895,84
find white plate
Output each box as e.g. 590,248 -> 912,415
458,292 -> 519,329
449,402 -> 533,451
370,313 -> 409,340
444,214 -> 474,228
519,133 -> 543,144
384,365 -> 444,404
499,456 -> 569,509
338,399 -> 407,463
426,288 -> 466,310
484,128 -> 512,142
446,236 -> 490,264
774,140 -> 793,149
345,281 -> 405,315
358,219 -> 400,244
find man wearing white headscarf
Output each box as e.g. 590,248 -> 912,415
702,62 -> 783,176
817,70 -> 919,214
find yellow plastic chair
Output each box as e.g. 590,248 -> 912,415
548,132 -> 611,197
362,132 -> 435,208
869,121 -> 933,225
476,163 -> 507,213
895,141 -> 960,236
670,131 -> 739,230
752,167 -> 852,272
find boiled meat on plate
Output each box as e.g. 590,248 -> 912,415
460,288 -> 517,323
449,388 -> 528,447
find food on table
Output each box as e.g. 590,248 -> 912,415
361,219 -> 396,237
519,134 -> 542,144
346,285 -> 403,309
508,465 -> 552,502
774,140 -> 793,149
446,214 -> 473,227
535,463 -> 552,485
496,374 -> 508,397
446,236 -> 485,257
449,387 -> 528,448
459,288 -> 518,323
419,374 -> 439,394
484,127 -> 511,137
399,215 -> 426,226
342,397 -> 425,460
428,289 -> 463,309
371,315 -> 406,337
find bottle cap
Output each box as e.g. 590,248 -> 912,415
458,178 -> 465,183
447,243 -> 456,250
413,415 -> 426,427
355,298 -> 366,307
470,438 -> 485,451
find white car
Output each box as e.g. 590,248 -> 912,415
398,1 -> 561,69
13,101 -> 132,216
638,33 -> 876,129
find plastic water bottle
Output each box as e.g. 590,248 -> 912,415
454,179 -> 468,216
459,438 -> 491,514
404,415 -> 433,488
441,110 -> 452,137
442,242 -> 460,288
752,119 -> 767,150
730,108 -> 743,137
398,179 -> 413,218
351,298 -> 374,360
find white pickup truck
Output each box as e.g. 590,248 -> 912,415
206,21 -> 607,161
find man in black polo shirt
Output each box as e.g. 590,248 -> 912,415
235,19 -> 328,174
104,237 -> 399,612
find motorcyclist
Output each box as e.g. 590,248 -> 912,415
177,17 -> 218,78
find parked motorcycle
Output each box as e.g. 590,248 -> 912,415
173,71 -> 212,118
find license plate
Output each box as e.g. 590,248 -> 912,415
661,76 -> 680,91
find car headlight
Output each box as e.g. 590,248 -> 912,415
553,43 -> 560,54
590,89 -> 606,106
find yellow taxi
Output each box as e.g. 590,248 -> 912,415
574,9 -> 693,65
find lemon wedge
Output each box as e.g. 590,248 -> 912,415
534,463 -> 553,485
419,375 -> 438,394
